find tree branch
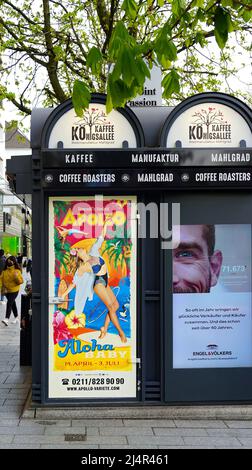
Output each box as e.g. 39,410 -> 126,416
177,30 -> 215,54
8,96 -> 31,115
175,69 -> 218,75
0,18 -> 48,66
102,0 -> 118,54
42,0 -> 67,102
3,0 -> 39,25
50,0 -> 88,59
96,0 -> 110,35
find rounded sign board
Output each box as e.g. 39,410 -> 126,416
42,94 -> 144,149
160,93 -> 252,148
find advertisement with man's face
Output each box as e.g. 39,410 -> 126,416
48,196 -> 137,399
173,224 -> 252,368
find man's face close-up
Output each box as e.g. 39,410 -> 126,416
173,225 -> 222,294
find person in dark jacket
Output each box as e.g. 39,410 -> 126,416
0,250 -> 6,302
17,253 -> 23,266
26,259 -> 32,278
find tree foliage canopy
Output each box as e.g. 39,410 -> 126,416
0,0 -> 251,116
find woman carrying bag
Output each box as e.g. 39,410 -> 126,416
0,256 -> 23,326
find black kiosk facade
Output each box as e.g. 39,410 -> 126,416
9,92 -> 252,405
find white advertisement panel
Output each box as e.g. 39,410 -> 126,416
173,224 -> 252,368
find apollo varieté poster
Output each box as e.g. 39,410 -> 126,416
48,196 -> 137,399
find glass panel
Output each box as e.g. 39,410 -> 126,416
172,224 -> 252,368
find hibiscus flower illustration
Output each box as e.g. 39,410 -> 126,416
65,311 -> 86,329
53,310 -> 73,345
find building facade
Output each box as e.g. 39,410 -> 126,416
0,120 -> 32,257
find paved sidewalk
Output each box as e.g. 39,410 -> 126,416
1,296 -> 252,449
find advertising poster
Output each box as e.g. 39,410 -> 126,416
48,196 -> 137,398
173,224 -> 252,368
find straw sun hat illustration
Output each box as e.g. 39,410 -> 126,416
70,238 -> 98,253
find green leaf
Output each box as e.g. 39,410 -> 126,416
156,53 -> 171,69
196,8 -> 205,22
195,32 -> 206,48
122,0 -> 138,20
155,27 -> 177,69
137,40 -> 153,56
107,75 -> 127,109
111,47 -> 150,90
109,21 -> 134,61
162,70 -> 180,98
53,45 -> 63,60
172,0 -> 185,17
166,41 -> 177,61
86,47 -> 103,75
214,6 -> 229,49
107,72 -> 143,110
114,20 -> 130,41
128,78 -> 144,99
195,0 -> 204,6
72,80 -> 91,117
221,0 -> 234,6
106,77 -> 113,114
121,47 -> 137,86
214,25 -> 228,49
241,9 -> 252,22
135,58 -> 151,82
106,92 -> 113,114
110,79 -> 131,107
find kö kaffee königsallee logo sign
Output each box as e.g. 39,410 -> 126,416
47,97 -> 143,149
161,94 -> 252,148
71,107 -> 115,144
189,105 -> 231,144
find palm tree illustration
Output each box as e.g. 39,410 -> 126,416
54,228 -> 71,278
101,238 -> 132,275
192,107 -> 224,139
54,201 -> 68,223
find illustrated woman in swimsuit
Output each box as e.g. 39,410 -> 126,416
59,217 -> 127,343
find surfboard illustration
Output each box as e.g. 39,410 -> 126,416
57,279 -> 69,310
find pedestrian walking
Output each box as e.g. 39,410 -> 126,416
0,256 -> 24,326
0,249 -> 6,302
17,252 -> 24,267
26,258 -> 32,279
